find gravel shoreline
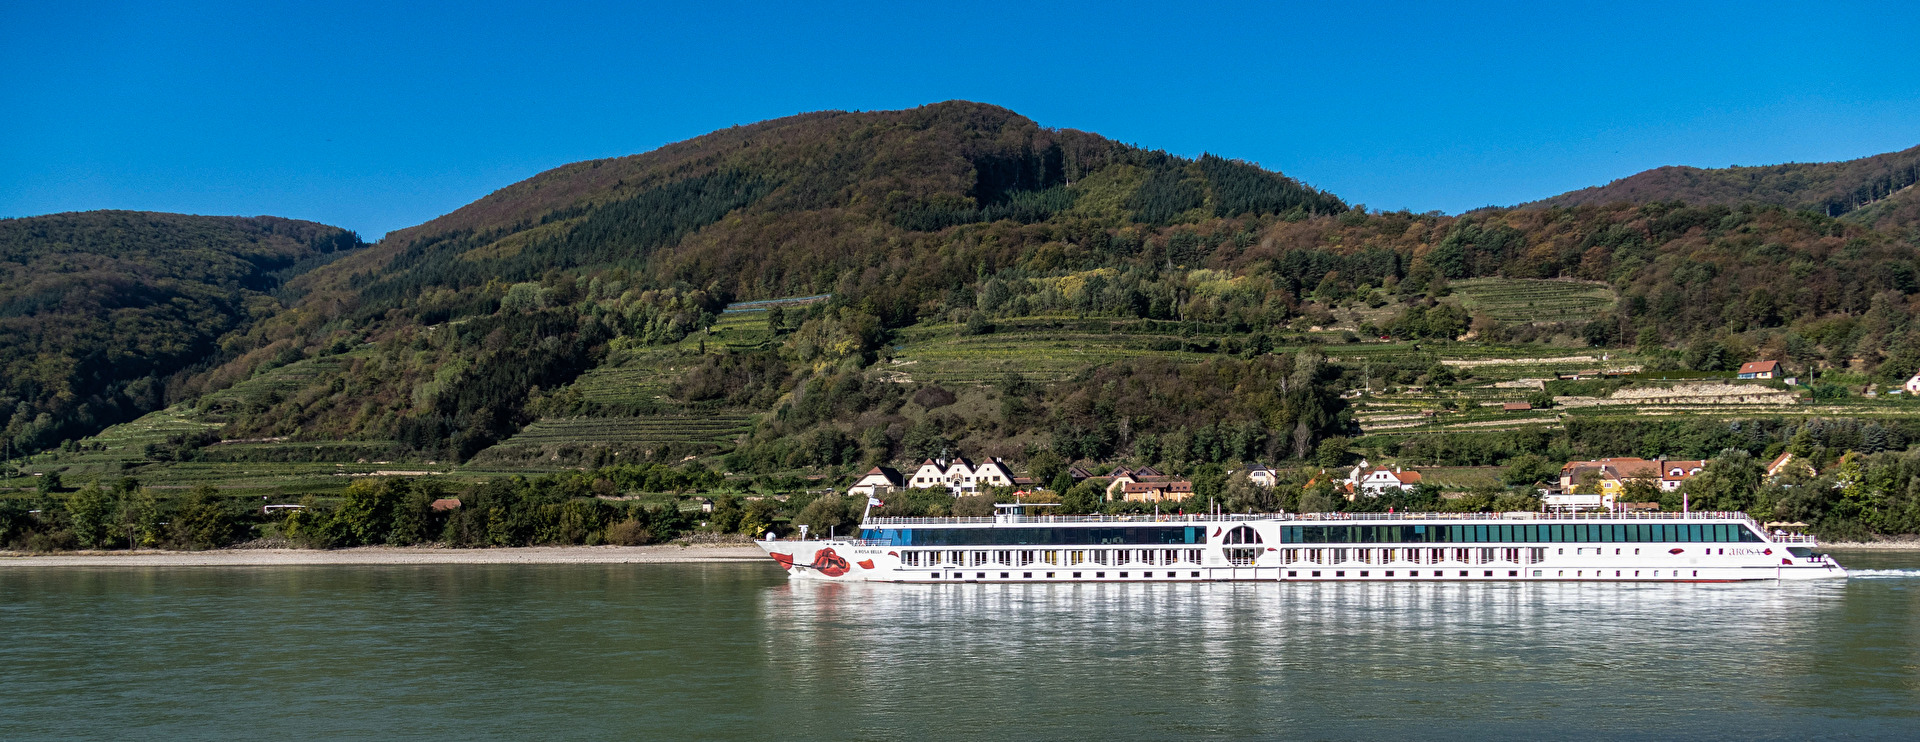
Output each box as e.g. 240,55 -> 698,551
0,544 -> 771,567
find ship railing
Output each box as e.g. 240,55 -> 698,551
862,511 -> 1764,526
1769,533 -> 1818,544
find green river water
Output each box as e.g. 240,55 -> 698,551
2,551 -> 1918,740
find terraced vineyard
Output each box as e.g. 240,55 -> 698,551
466,414 -> 756,470
700,310 -> 777,351
196,351 -> 373,420
888,316 -> 1242,384
562,345 -> 711,409
1449,278 -> 1615,324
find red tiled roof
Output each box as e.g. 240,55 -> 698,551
1739,360 -> 1779,374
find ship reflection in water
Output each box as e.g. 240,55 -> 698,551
759,574 -> 1915,739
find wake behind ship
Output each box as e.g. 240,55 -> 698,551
758,509 -> 1844,583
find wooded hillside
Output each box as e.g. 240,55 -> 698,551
0,211 -> 362,452
1522,143 -> 1920,230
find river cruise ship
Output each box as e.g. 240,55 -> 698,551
757,510 -> 1845,583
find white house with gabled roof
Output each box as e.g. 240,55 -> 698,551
907,455 -> 1017,496
848,466 -> 903,498
1244,463 -> 1279,488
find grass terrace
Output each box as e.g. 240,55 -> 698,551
1449,278 -> 1616,324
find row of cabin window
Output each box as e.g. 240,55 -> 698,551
1278,547 -> 1548,565
1280,523 -> 1763,545
900,549 -> 1203,567
862,526 -> 1206,547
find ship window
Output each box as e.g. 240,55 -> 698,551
1385,571 -> 1394,577
1409,571 -> 1419,577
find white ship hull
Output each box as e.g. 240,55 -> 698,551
756,512 -> 1845,583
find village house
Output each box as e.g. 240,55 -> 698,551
1243,463 -> 1279,488
847,466 -> 903,498
1766,451 -> 1816,480
906,456 -> 1018,496
1737,360 -> 1780,379
1101,466 -> 1195,503
1558,457 -> 1659,497
1343,462 -> 1422,496
1103,466 -> 1166,498
1550,456 -> 1713,509
1905,371 -> 1920,395
1659,460 -> 1707,492
1119,479 -> 1195,503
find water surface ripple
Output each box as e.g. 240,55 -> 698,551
3,553 -> 1917,740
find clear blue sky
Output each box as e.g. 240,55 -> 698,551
4,1 -> 1917,240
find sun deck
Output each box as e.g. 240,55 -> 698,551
864,510 -> 1768,527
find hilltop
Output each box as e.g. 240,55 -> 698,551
1520,143 -> 1920,230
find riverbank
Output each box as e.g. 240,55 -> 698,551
0,544 -> 770,567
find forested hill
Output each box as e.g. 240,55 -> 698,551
0,211 -> 363,451
1519,143 -> 1920,230
314,101 -> 1347,319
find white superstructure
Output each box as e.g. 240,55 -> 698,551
757,510 -> 1845,583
